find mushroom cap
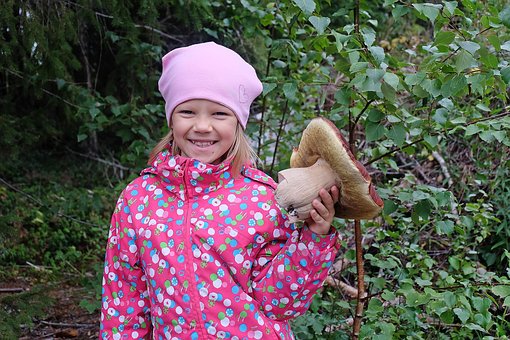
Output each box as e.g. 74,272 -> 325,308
289,117 -> 383,220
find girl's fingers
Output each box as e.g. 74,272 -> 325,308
312,199 -> 328,218
330,186 -> 339,203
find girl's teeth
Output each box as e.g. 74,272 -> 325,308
193,141 -> 214,147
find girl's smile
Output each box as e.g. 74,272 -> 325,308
171,99 -> 238,164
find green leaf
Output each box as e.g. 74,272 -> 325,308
203,28 -> 218,39
424,135 -> 439,147
488,35 -> 501,51
413,199 -> 431,220
89,107 -> 100,119
331,30 -> 346,52
334,88 -> 352,105
454,308 -> 470,324
475,103 -> 490,112
370,46 -> 385,65
501,67 -> 510,84
309,16 -> 330,34
367,68 -> 385,81
381,290 -> 396,302
77,134 -> 88,142
421,79 -> 442,97
479,47 -> 499,68
444,291 -> 457,308
465,124 -> 481,136
466,323 -> 487,332
392,5 -> 410,19
381,82 -> 396,103
404,72 -> 426,86
262,82 -> 277,96
415,278 -> 432,287
438,98 -> 455,112
458,41 -> 481,54
360,69 -> 384,92
440,75 -> 467,97
283,82 -> 298,101
137,126 -> 150,140
365,121 -> 387,142
449,256 -> 460,270
413,3 -> 442,23
383,72 -> 399,90
361,27 -> 376,47
367,298 -> 384,313
405,290 -> 431,307
440,310 -> 455,324
479,131 -> 495,143
455,50 -> 477,73
368,109 -> 385,122
388,124 -> 406,147
350,62 -> 369,73
444,1 -> 458,15
434,31 -> 455,46
56,78 -> 66,90
293,0 -> 316,15
349,51 -> 360,63
432,108 -> 448,125
111,105 -> 122,117
491,285 -> 510,298
272,60 -> 287,68
437,220 -> 455,235
383,199 -> 398,215
499,5 -> 510,28
413,190 -> 431,201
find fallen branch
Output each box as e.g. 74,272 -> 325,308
432,151 -> 453,188
0,288 -> 25,293
26,261 -> 51,272
40,320 -> 95,328
325,317 -> 354,333
332,257 -> 353,273
324,276 -> 359,299
65,147 -> 130,171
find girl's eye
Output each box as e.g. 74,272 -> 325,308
178,110 -> 194,115
213,111 -> 231,116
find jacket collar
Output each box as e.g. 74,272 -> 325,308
141,148 -> 234,196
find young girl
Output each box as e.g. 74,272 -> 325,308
100,42 -> 341,340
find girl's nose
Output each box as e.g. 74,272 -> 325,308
193,114 -> 213,132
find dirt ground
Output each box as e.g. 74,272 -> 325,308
1,274 -> 100,340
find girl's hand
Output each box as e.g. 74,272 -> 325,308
305,186 -> 339,235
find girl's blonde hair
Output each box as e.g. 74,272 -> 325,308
148,124 -> 258,176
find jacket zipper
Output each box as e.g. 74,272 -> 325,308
181,159 -> 208,339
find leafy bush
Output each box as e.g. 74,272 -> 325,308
1,0 -> 510,338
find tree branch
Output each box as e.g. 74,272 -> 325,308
365,109 -> 510,166
269,100 -> 289,175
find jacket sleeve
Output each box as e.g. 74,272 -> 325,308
250,218 -> 341,321
100,191 -> 152,339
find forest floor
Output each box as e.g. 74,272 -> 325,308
1,267 -> 100,340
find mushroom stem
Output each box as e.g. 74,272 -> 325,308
275,158 -> 338,222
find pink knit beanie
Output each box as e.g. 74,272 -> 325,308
158,42 -> 263,129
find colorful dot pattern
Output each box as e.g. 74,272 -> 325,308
100,150 -> 341,339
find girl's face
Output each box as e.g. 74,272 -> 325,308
171,99 -> 238,164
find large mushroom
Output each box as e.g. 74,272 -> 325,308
275,117 -> 384,222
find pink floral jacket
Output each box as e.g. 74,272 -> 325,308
100,149 -> 341,339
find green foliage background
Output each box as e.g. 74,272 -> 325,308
1,0 -> 510,338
